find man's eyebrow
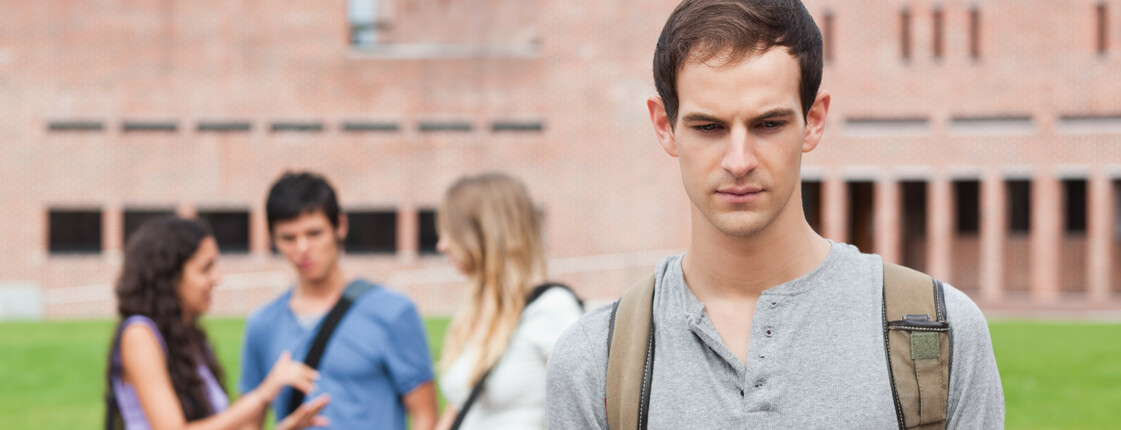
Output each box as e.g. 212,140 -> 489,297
752,108 -> 797,122
680,112 -> 723,123
680,108 -> 797,124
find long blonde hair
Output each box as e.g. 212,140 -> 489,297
438,173 -> 547,385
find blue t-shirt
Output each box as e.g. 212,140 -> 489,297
238,279 -> 434,430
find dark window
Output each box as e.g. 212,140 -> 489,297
48,120 -> 103,132
954,180 -> 980,234
124,210 -> 176,247
198,121 -> 252,132
1063,179 -> 1088,233
901,181 -> 928,271
1007,180 -> 1032,234
822,11 -> 835,62
342,121 -> 399,132
802,180 -> 822,233
848,181 -> 875,253
1097,2 -> 1108,55
969,7 -> 981,59
932,8 -> 944,59
901,8 -> 912,60
346,210 -> 397,254
197,211 -> 250,254
122,121 -> 177,133
491,121 -> 544,132
1114,180 -> 1121,239
270,122 -> 324,133
49,210 -> 102,254
418,210 -> 439,255
419,121 -> 472,132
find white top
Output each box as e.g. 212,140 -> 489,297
441,288 -> 584,430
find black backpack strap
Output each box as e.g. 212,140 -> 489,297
283,280 -> 377,418
882,262 -> 952,430
605,273 -> 657,430
449,283 -> 582,430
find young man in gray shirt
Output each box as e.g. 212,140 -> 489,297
545,0 -> 1005,428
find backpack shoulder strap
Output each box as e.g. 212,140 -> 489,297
882,262 -> 951,430
284,280 -> 377,418
606,273 -> 656,430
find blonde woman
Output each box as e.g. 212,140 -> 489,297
434,173 -> 583,430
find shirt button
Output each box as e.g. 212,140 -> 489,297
770,301 -> 778,308
765,329 -> 774,337
755,382 -> 764,388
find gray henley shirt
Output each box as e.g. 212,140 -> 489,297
546,241 -> 1004,429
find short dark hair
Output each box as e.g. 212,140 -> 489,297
265,171 -> 341,233
653,0 -> 823,126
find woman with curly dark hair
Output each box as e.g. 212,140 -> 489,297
106,217 -> 328,430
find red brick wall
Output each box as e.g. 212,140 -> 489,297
1,0 -> 1119,318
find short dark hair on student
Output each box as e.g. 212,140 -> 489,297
265,171 -> 341,233
653,0 -> 823,126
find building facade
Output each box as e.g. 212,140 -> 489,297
0,0 -> 1118,319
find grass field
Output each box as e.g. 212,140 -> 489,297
0,319 -> 1117,429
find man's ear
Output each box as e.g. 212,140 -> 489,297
648,96 -> 678,157
802,90 -> 831,153
336,213 -> 349,243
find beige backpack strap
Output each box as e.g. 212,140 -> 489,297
605,273 -> 657,430
883,262 -> 952,430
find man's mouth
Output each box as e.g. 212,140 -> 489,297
716,186 -> 763,203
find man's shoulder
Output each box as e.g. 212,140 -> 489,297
348,279 -> 419,322
940,282 -> 991,331
552,301 -> 614,365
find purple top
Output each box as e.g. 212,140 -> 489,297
111,315 -> 229,430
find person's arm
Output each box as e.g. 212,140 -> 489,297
402,381 -> 438,430
433,404 -> 458,430
383,300 -> 438,430
120,325 -> 324,430
942,286 -> 1005,429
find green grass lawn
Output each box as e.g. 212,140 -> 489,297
0,319 -> 1117,428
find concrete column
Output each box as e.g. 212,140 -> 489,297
822,175 -> 848,243
398,204 -> 418,265
875,178 -> 901,264
1030,174 -> 1062,303
927,176 -> 953,281
1087,172 -> 1114,302
979,171 -> 1006,303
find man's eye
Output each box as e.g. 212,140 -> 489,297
694,123 -> 721,131
760,121 -> 784,129
279,235 -> 295,242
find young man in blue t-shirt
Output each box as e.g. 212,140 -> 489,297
239,171 -> 437,430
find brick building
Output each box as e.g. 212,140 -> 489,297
0,0 -> 1118,319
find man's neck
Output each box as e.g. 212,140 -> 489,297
682,209 -> 831,301
292,265 -> 348,310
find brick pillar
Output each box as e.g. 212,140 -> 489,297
979,171 -> 1005,303
250,205 -> 271,257
103,203 -> 123,262
1030,174 -> 1062,303
398,205 -> 418,265
822,175 -> 847,243
176,202 -> 197,219
875,178 -> 901,263
928,176 -> 953,281
1087,172 -> 1114,302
